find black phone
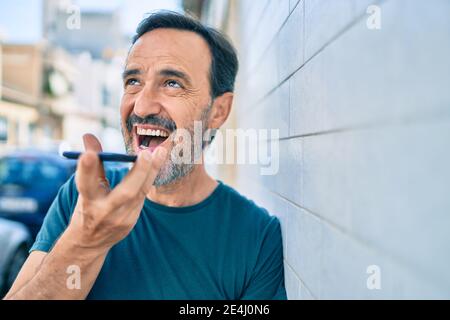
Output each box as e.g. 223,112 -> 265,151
62,151 -> 137,162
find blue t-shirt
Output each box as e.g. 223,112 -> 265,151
31,168 -> 287,300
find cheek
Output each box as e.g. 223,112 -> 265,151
120,95 -> 134,124
165,100 -> 199,129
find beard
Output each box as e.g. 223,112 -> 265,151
121,103 -> 212,187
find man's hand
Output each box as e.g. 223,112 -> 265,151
3,133 -> 167,299
66,133 -> 167,252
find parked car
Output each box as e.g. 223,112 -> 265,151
0,217 -> 32,296
0,150 -> 77,239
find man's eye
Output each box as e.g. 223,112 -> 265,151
125,78 -> 140,86
165,80 -> 182,89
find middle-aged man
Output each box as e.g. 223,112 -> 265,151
4,11 -> 287,300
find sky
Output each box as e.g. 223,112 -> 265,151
0,0 -> 43,43
75,0 -> 183,36
0,0 -> 182,43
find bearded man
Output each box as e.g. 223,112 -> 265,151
4,11 -> 286,300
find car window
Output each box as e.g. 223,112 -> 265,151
0,157 -> 65,187
0,158 -> 38,185
39,161 -> 61,180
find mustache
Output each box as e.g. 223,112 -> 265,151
126,113 -> 177,133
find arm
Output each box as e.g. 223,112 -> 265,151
240,217 -> 287,300
3,251 -> 47,298
3,134 -> 167,300
4,229 -> 108,300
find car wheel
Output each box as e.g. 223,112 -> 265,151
3,244 -> 28,294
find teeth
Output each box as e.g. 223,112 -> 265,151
137,127 -> 169,137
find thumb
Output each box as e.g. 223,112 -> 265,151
75,150 -> 107,200
82,133 -> 108,186
83,133 -> 103,153
141,146 -> 168,194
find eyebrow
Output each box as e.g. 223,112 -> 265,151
122,68 -> 142,80
121,67 -> 193,86
159,68 -> 192,86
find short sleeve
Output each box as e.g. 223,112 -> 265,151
240,216 -> 287,300
29,174 -> 78,253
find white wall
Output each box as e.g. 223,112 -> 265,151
209,0 -> 450,299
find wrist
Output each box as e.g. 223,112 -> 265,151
59,224 -> 111,259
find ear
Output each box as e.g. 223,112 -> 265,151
208,92 -> 234,130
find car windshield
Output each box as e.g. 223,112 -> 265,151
0,157 -> 64,186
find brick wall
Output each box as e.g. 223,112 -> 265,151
204,0 -> 450,299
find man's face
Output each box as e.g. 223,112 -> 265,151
120,28 -> 213,186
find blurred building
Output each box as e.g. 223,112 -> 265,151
0,41 -> 119,152
1,0 -> 127,152
41,0 -> 126,151
0,43 -> 57,152
41,46 -> 124,151
43,0 -> 127,60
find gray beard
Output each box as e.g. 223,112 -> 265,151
121,103 -> 212,187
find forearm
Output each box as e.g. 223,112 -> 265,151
4,227 -> 108,300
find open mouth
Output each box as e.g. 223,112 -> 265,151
134,125 -> 171,153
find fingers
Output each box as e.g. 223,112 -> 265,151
107,147 -> 168,207
75,134 -> 109,199
141,147 -> 168,195
82,133 -> 107,182
75,150 -> 106,200
83,133 -> 103,152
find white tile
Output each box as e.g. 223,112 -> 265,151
278,1 -> 304,82
302,121 -> 450,291
284,262 -> 302,299
286,205 -> 322,296
291,0 -> 450,136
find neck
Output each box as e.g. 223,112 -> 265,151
146,163 -> 218,207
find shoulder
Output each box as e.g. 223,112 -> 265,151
217,183 -> 284,286
218,182 -> 281,236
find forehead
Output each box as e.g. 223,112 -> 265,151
127,28 -> 212,78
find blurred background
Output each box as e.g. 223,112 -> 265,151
1,0 -> 450,299
0,0 -> 186,296
0,0 -> 185,154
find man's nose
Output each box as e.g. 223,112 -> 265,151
133,85 -> 163,118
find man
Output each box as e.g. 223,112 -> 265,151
4,11 -> 287,300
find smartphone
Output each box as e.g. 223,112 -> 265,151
62,151 -> 137,162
